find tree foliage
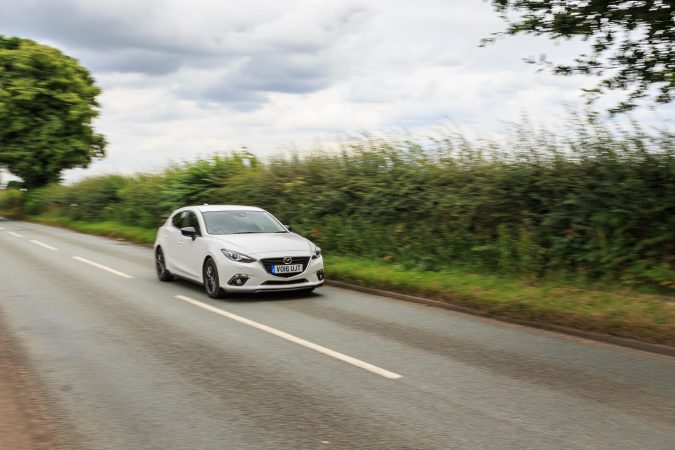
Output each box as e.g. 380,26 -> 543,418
0,36 -> 106,188
485,1 -> 675,113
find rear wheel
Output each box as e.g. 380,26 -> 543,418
155,247 -> 174,281
203,259 -> 224,299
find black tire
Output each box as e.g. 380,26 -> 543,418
203,259 -> 225,299
155,247 -> 174,281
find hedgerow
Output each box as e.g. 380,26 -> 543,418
2,113 -> 673,289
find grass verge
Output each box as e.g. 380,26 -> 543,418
326,256 -> 675,346
25,214 -> 156,245
7,213 -> 673,347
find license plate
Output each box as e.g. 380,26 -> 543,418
272,264 -> 303,274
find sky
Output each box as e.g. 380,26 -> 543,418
1,0 -> 673,182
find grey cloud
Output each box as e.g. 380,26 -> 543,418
0,0 -> 369,110
196,85 -> 268,112
174,52 -> 334,111
0,0 -> 364,66
230,55 -> 333,94
0,0 -> 213,56
83,49 -> 189,75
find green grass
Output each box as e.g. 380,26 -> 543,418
27,214 -> 156,245
325,255 -> 675,346
8,212 -> 673,347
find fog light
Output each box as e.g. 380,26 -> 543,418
316,269 -> 324,281
228,274 -> 249,286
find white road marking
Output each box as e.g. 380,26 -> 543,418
0,226 -> 4,230
9,231 -> 23,238
30,240 -> 58,251
72,256 -> 133,279
174,294 -> 402,380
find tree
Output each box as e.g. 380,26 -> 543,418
0,36 -> 106,188
484,1 -> 675,113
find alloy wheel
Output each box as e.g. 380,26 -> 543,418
155,248 -> 173,281
203,260 -> 224,298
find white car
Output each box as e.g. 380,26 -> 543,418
153,205 -> 324,298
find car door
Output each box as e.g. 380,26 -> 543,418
163,211 -> 186,274
175,210 -> 207,280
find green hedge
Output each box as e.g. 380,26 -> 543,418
2,114 -> 674,289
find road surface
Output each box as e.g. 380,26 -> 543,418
0,220 -> 673,449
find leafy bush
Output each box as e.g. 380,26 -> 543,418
22,184 -> 69,215
117,174 -> 174,229
0,188 -> 23,215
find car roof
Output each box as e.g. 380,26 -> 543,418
192,205 -> 265,213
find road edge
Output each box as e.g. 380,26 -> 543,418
326,279 -> 675,357
0,307 -> 80,449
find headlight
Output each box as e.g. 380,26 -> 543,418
312,247 -> 322,259
221,249 -> 256,263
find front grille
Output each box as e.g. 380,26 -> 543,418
262,278 -> 308,285
261,256 -> 310,278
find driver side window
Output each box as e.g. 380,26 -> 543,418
184,212 -> 202,235
171,212 -> 185,229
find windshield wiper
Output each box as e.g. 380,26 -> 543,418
230,231 -> 260,234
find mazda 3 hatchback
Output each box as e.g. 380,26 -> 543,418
154,205 -> 324,298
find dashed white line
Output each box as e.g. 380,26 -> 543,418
174,294 -> 402,380
72,256 -> 133,279
9,231 -> 24,238
30,240 -> 59,251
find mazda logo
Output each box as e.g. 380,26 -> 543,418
283,256 -> 292,265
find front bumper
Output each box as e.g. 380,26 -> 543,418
216,253 -> 324,293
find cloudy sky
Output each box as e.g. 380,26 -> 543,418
1,0 -> 673,181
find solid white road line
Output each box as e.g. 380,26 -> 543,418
9,231 -> 23,238
174,294 -> 403,380
30,240 -> 59,251
72,256 -> 134,279
0,226 -> 4,230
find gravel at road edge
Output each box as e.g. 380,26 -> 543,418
0,309 -> 78,450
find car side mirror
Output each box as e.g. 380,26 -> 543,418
284,225 -> 292,232
181,226 -> 198,240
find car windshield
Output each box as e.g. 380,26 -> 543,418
201,210 -> 287,235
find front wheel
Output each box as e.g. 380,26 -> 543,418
155,247 -> 174,281
203,259 -> 225,299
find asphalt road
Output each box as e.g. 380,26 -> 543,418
0,220 -> 673,449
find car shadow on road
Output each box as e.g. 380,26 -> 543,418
171,278 -> 322,304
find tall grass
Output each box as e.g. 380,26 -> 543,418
2,113 -> 674,289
